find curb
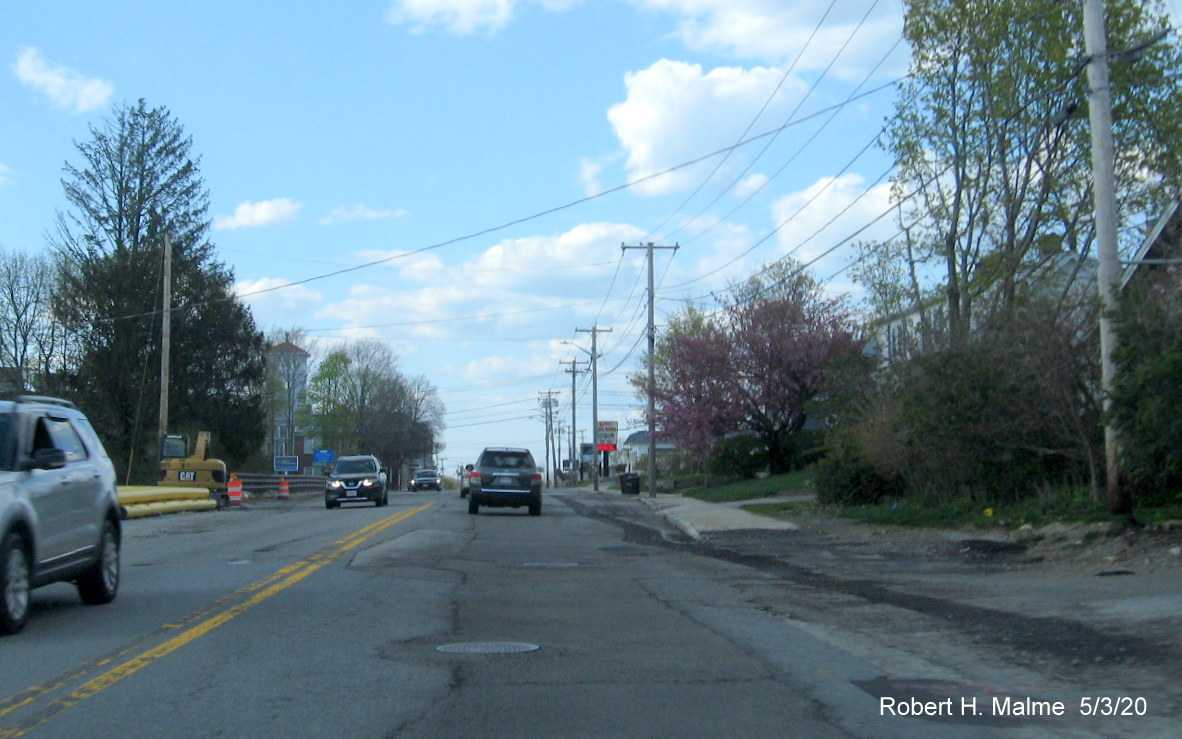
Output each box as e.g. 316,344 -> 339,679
662,511 -> 703,540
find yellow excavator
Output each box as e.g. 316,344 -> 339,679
159,431 -> 229,505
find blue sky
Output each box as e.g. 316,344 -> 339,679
6,1 -> 1172,473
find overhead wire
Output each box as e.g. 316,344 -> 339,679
592,1 -> 896,379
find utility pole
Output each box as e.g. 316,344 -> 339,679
1083,0 -> 1128,514
575,325 -> 611,491
158,232 -> 172,443
538,391 -> 558,487
556,422 -> 564,480
560,359 -> 587,478
622,242 -> 678,498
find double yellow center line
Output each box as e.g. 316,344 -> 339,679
0,502 -> 434,737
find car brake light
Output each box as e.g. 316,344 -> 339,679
531,473 -> 542,481
470,471 -> 481,480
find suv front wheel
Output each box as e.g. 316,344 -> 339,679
0,532 -> 31,635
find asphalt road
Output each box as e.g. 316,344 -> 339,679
0,489 -> 1174,737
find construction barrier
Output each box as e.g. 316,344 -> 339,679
278,475 -> 290,500
227,474 -> 243,506
233,473 -> 324,498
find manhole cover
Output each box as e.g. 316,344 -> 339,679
436,642 -> 540,654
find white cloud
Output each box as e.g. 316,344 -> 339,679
637,0 -> 904,69
385,0 -> 517,34
352,249 -> 445,280
468,221 -> 643,292
770,172 -> 893,276
734,173 -> 769,198
319,204 -> 407,225
311,222 -> 642,343
607,59 -> 806,195
232,277 -> 323,325
0,163 -> 11,188
578,158 -> 603,198
11,47 -> 113,113
214,198 -> 303,230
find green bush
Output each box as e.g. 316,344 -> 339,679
1112,281 -> 1182,507
813,445 -> 903,505
782,429 -> 826,470
709,433 -> 767,479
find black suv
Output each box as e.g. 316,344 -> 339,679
324,455 -> 389,508
408,469 -> 442,492
1,396 -> 122,635
468,447 -> 542,516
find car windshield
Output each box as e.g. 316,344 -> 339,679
415,470 -> 436,478
335,459 -> 376,475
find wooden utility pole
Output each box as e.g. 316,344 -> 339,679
622,242 -> 678,498
538,391 -> 558,487
560,359 -> 587,477
575,325 -> 611,491
1083,0 -> 1128,514
158,232 -> 172,443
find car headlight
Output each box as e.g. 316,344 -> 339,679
362,478 -> 374,487
328,480 -> 342,489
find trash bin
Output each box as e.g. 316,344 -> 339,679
619,472 -> 641,495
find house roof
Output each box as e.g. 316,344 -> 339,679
622,430 -> 678,449
1122,196 -> 1182,289
270,340 -> 310,356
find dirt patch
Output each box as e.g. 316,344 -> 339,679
773,506 -> 1182,576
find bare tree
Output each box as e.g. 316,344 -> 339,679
0,249 -> 65,392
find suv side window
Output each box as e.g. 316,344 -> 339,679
42,417 -> 89,463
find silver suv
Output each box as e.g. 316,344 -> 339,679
1,396 -> 122,635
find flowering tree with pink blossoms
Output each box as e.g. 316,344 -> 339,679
639,263 -> 863,474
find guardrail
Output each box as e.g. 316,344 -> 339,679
234,473 -> 325,497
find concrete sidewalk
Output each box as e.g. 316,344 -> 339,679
631,492 -> 801,540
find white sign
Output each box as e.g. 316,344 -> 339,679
595,421 -> 618,450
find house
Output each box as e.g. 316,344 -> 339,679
619,430 -> 679,474
268,341 -> 313,472
1121,196 -> 1182,291
866,250 -> 1097,363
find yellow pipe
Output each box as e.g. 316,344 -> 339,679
118,486 -> 213,505
122,499 -> 218,519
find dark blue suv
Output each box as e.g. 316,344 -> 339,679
468,447 -> 542,516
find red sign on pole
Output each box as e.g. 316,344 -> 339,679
595,421 -> 618,451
